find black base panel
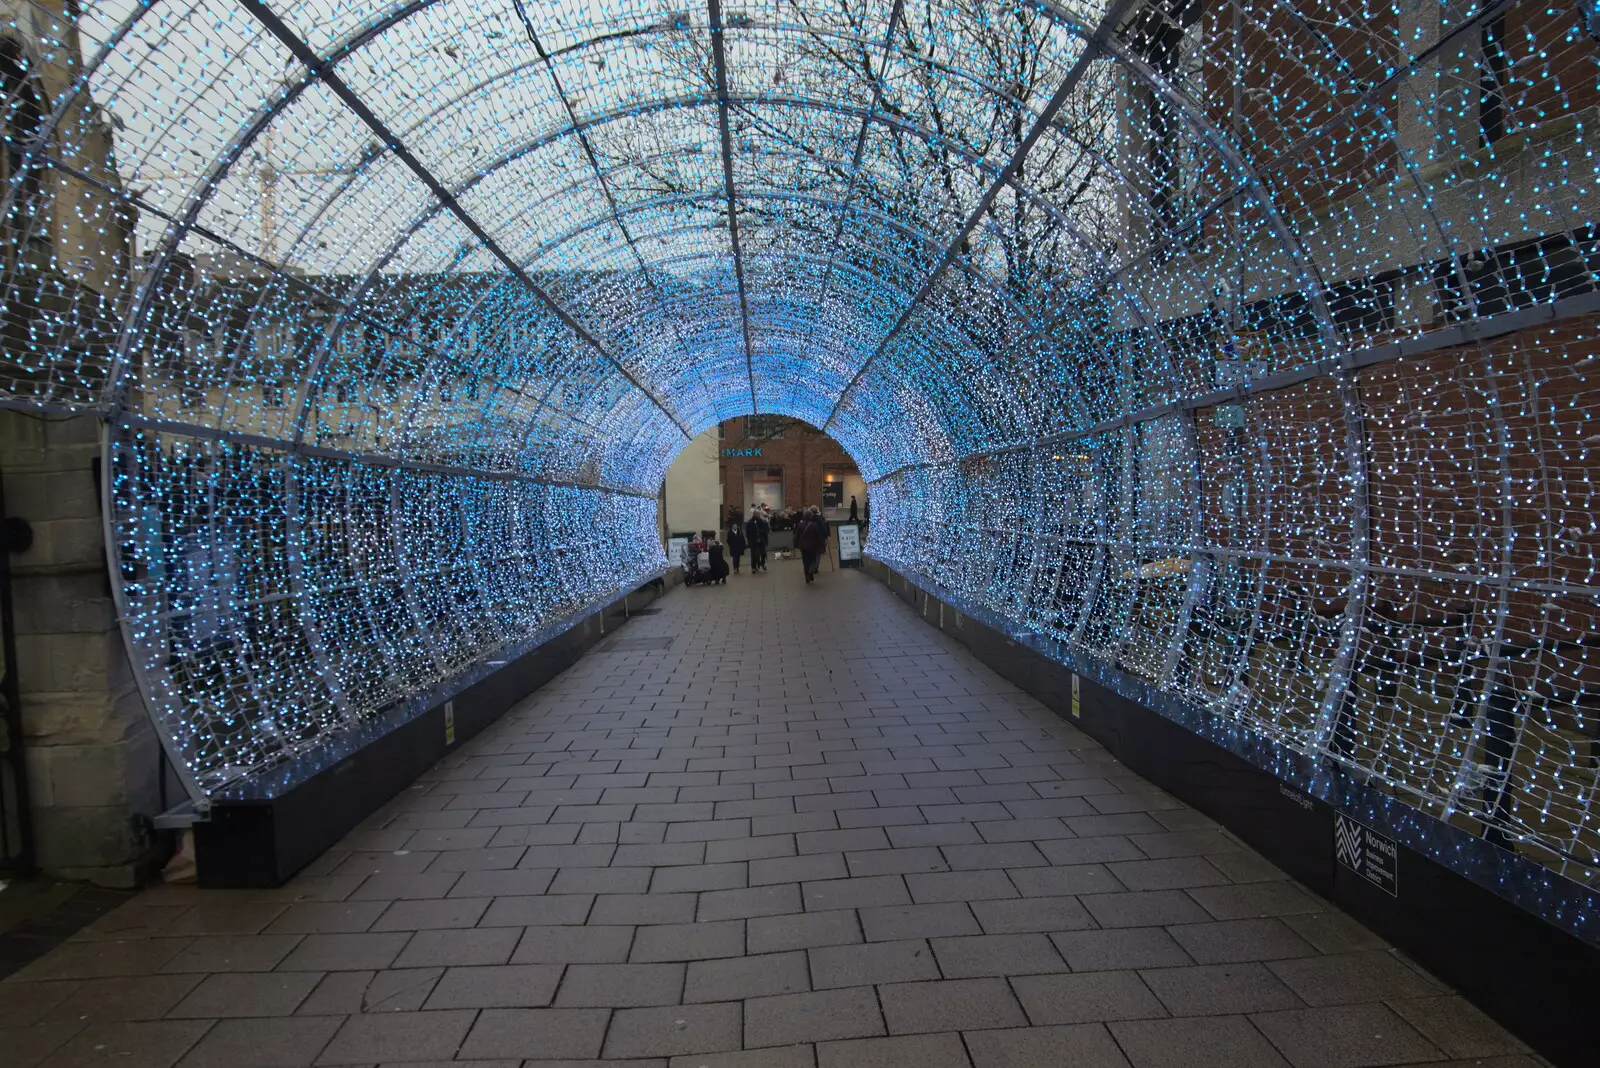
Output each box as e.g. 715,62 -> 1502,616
865,561 -> 1599,1068
194,579 -> 674,889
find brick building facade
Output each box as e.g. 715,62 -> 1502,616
716,416 -> 865,525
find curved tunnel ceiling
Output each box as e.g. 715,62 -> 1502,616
6,0 -> 1600,888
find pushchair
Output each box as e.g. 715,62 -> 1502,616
683,541 -> 713,586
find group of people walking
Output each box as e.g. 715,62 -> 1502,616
684,504 -> 832,586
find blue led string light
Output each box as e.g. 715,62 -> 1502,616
0,0 -> 1597,903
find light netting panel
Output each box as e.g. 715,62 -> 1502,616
109,426 -> 663,793
2,0 -> 1600,899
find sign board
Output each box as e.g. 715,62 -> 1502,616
721,447 -> 762,457
837,524 -> 862,567
444,700 -> 456,745
667,536 -> 690,568
1335,812 -> 1398,896
822,482 -> 843,507
1071,674 -> 1081,718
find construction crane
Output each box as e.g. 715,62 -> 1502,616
135,127 -> 362,265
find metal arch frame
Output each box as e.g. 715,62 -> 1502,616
707,0 -> 761,414
514,11 -> 728,429
170,7 -> 1119,403
112,0 -> 696,452
819,0 -> 1138,434
235,0 -> 696,439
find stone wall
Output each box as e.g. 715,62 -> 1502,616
1,409 -> 160,885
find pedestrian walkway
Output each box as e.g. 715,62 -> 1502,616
3,561 -> 1537,1067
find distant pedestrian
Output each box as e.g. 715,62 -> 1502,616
727,520 -> 747,574
848,495 -> 859,522
707,534 -> 729,584
745,507 -> 770,572
795,505 -> 829,584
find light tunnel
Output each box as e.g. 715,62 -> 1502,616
3,0 -> 1600,901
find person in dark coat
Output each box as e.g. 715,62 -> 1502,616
727,521 -> 747,573
848,495 -> 859,522
745,508 -> 770,572
795,505 -> 829,584
707,535 -> 729,584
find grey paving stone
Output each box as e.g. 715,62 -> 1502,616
394,926 -> 521,967
1250,1003 -> 1442,1068
816,1032 -> 972,1068
1007,864 -> 1125,897
1109,1015 -> 1290,1068
512,925 -> 635,964
930,933 -> 1067,978
1104,857 -> 1232,892
1187,882 -> 1322,920
886,824 -> 983,848
803,875 -> 911,911
457,1008 -> 611,1061
550,866 -> 652,894
294,968 -> 439,1015
604,1002 -> 744,1058
653,862 -> 748,893
277,932 -> 411,972
845,846 -> 948,877
904,870 -> 1018,904
1139,963 -> 1302,1015
591,893 -> 699,926
1011,971 -> 1167,1026
178,1016 -> 343,1068
631,920 -> 745,961
160,933 -> 304,978
961,1023 -> 1132,1068
879,977 -> 1027,1034
316,1009 -> 477,1064
1167,919 -> 1318,964
942,842 -> 1048,870
423,964 -> 563,1008
1386,996 -> 1528,1058
479,894 -> 595,927
370,897 -> 489,931
1079,890 -> 1212,928
348,872 -> 464,900
748,909 -> 862,954
168,971 -> 320,1018
667,1048 -> 815,1068
555,963 -> 685,1006
615,842 -> 708,867
859,902 -> 981,942
798,828 -> 892,854
751,851 -> 848,885
709,835 -> 800,864
35,974 -> 201,1025
699,884 -> 804,922
746,987 -> 885,1047
666,818 -> 752,842
685,951 -> 811,1002
263,901 -> 386,935
1265,951 -> 1442,1005
972,817 -> 1073,843
969,895 -> 1096,934
810,939 -> 939,989
1036,836 -> 1148,866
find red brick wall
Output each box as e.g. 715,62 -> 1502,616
716,417 -> 859,524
